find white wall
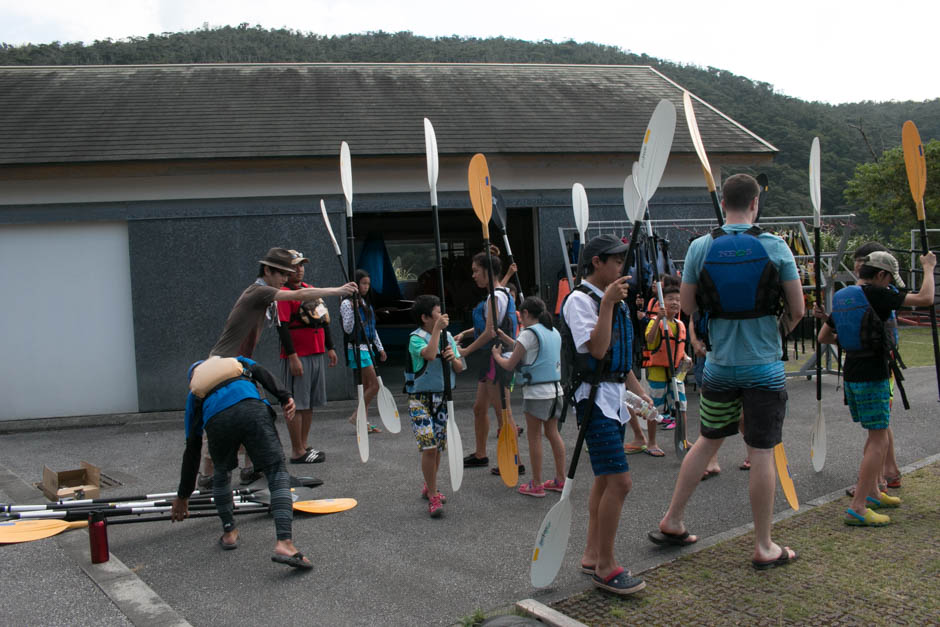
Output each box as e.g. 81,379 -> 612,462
0,154 -> 734,206
0,222 -> 139,419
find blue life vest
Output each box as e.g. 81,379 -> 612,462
184,356 -> 270,437
696,226 -> 783,320
517,324 -> 562,385
472,287 -> 518,346
404,329 -> 457,394
830,285 -> 886,357
561,285 -> 632,382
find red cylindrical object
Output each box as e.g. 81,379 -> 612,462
88,512 -> 110,564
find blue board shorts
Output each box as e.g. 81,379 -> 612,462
844,379 -> 891,430
346,347 -> 374,369
576,399 -> 628,476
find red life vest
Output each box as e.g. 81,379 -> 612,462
642,317 -> 687,369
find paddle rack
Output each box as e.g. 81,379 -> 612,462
556,213 -> 859,382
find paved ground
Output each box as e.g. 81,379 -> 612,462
1,366 -> 938,626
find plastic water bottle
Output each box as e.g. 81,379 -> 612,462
624,390 -> 662,422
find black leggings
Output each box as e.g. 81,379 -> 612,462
206,400 -> 293,540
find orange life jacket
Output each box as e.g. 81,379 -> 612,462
642,317 -> 687,369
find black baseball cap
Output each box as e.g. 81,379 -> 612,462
581,234 -> 629,261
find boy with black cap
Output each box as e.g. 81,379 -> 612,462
819,249 -> 935,526
562,233 -> 652,595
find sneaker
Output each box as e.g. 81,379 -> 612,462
428,493 -> 444,518
239,467 -> 263,486
518,481 -> 546,497
660,417 -> 676,430
196,473 -> 213,490
421,483 -> 447,503
542,478 -> 565,492
463,454 -> 489,468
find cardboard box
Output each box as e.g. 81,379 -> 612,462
41,461 -> 101,501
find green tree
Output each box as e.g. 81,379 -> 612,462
844,140 -> 940,250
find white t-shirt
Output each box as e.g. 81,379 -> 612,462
562,280 -> 627,424
485,289 -> 510,327
516,327 -> 562,401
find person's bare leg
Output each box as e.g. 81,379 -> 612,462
581,476 -> 606,569
288,409 -> 313,458
525,414 -> 543,485
471,381 -> 491,458
593,472 -> 632,578
882,427 -> 900,482
626,413 -> 647,450
421,448 -> 438,495
850,429 -> 889,514
544,418 -> 566,481
705,449 -> 721,474
659,436 -> 723,537
645,417 -> 658,450
361,365 -> 379,408
748,446 -> 790,562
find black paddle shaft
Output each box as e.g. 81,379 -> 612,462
431,201 -> 453,400
345,216 -> 364,384
815,226 -> 823,400
916,221 -> 940,401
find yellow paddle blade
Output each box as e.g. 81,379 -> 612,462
468,154 -> 493,239
497,411 -> 519,487
293,498 -> 358,515
683,91 -> 716,192
902,120 -> 927,221
0,519 -> 88,544
773,443 -> 799,511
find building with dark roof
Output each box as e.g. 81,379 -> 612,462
0,63 -> 775,419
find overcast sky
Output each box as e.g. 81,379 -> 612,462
1,0 -> 936,104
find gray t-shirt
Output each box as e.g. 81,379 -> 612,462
210,282 -> 280,358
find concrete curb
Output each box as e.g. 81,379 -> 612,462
0,464 -> 191,627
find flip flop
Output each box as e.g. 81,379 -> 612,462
580,563 -> 595,575
367,423 -> 381,434
624,443 -> 647,455
644,447 -> 666,457
271,552 -> 313,569
701,470 -> 720,481
648,529 -> 698,546
752,547 -> 798,570
739,460 -> 751,471
218,536 -> 237,551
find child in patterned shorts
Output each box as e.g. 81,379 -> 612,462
819,250 -> 935,527
406,295 -> 466,517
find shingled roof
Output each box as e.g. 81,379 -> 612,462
0,63 -> 776,165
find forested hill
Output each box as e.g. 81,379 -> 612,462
2,25 -> 938,225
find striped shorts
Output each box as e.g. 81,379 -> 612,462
698,362 -> 787,449
844,379 -> 891,430
648,377 -> 687,412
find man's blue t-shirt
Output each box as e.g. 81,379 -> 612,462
682,224 -> 799,366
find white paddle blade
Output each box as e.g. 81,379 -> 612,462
424,118 -> 439,206
530,479 -> 574,588
320,200 -> 343,256
340,141 -> 353,217
623,174 -> 642,223
636,99 -> 677,207
446,405 -> 463,492
375,377 -> 401,433
809,137 -> 822,227
356,385 -> 369,463
572,183 -> 589,241
811,401 -> 827,472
